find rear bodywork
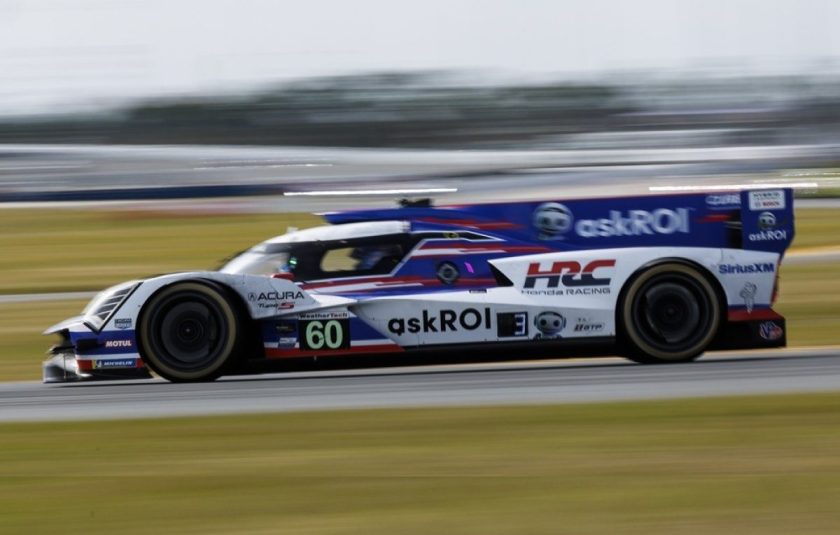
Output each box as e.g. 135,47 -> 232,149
44,188 -> 794,382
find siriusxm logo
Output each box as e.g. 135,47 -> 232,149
718,262 -> 775,275
575,208 -> 691,238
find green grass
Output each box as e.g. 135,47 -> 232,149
0,299 -> 88,381
4,394 -> 840,534
0,209 -> 322,294
790,209 -> 840,250
795,187 -> 840,199
776,263 -> 840,346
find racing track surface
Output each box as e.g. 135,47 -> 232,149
2,348 -> 839,422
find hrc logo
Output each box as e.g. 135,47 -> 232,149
524,260 -> 615,289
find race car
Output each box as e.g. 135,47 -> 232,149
43,189 -> 794,382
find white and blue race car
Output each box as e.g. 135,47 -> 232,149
43,189 -> 794,382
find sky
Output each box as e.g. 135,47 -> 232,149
2,0 -> 840,115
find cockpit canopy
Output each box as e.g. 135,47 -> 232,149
220,221 -> 412,281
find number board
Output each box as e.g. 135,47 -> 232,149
298,319 -> 351,351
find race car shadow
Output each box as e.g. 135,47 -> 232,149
220,345 -> 803,384
53,348 -> 816,388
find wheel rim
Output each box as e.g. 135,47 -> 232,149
631,274 -> 713,353
146,292 -> 229,371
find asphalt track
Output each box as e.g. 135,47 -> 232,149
2,348 -> 839,422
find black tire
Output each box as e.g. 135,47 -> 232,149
619,263 -> 721,364
138,281 -> 241,382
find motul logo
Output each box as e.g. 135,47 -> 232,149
524,260 -> 616,289
104,339 -> 133,348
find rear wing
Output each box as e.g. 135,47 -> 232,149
737,188 -> 795,254
325,189 -> 795,253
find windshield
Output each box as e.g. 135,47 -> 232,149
220,250 -> 296,276
220,235 -> 412,280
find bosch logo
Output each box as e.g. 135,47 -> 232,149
533,203 -> 573,239
748,190 -> 785,211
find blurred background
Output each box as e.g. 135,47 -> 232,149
1,0 -> 840,204
3,3 -> 840,533
2,0 -> 840,395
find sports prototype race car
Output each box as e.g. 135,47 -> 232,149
44,189 -> 794,382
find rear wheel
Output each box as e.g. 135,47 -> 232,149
619,263 -> 721,364
138,281 -> 241,382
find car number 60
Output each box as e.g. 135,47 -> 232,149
301,319 -> 349,350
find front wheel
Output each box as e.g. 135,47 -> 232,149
619,263 -> 721,364
138,281 -> 241,382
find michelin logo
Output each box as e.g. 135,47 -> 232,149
94,359 -> 135,369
